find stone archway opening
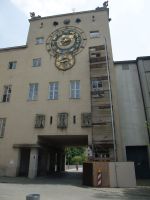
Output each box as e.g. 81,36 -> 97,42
37,135 -> 88,177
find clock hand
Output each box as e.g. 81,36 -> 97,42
59,58 -> 69,63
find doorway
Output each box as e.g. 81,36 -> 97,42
126,146 -> 150,179
18,148 -> 30,177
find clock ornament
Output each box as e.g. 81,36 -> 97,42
46,26 -> 86,71
55,54 -> 75,71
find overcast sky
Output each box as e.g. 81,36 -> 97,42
0,0 -> 149,61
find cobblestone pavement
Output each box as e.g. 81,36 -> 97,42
0,173 -> 150,200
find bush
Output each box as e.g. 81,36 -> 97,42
71,156 -> 82,164
71,155 -> 87,164
65,147 -> 87,165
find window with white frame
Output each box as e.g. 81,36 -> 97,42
28,83 -> 38,100
32,58 -> 41,67
91,80 -> 103,91
36,37 -> 44,44
0,118 -> 6,137
70,80 -> 80,99
8,61 -> 17,69
2,85 -> 12,102
90,31 -> 100,38
48,82 -> 58,100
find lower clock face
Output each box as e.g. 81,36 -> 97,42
55,54 -> 75,71
46,26 -> 86,56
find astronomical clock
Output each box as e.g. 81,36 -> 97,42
46,26 -> 87,71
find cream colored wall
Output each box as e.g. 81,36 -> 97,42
0,10 -> 115,176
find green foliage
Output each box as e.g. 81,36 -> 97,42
65,147 -> 87,165
71,156 -> 82,164
145,121 -> 150,130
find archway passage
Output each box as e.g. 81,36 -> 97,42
37,135 -> 88,176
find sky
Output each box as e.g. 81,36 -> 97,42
0,0 -> 149,61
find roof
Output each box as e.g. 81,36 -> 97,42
114,56 -> 150,65
29,7 -> 109,22
0,45 -> 27,53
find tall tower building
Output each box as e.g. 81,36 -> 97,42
0,5 -> 149,179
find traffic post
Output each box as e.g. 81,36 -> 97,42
97,169 -> 102,187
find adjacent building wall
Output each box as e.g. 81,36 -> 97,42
114,62 -> 149,160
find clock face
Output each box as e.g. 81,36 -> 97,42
46,26 -> 86,56
55,54 -> 75,71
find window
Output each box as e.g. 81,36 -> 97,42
70,80 -> 80,99
50,116 -> 53,124
90,31 -> 100,38
91,80 -> 103,98
32,58 -> 41,67
2,85 -> 12,102
35,114 -> 45,128
91,80 -> 103,90
81,113 -> 92,127
75,18 -> 81,23
90,52 -> 100,58
36,37 -> 44,44
48,82 -> 58,100
0,118 -> 6,137
94,146 -> 109,159
28,83 -> 38,101
40,22 -> 43,28
73,116 -> 76,124
8,61 -> 16,69
57,113 -> 68,128
63,19 -> 70,25
53,21 -> 59,26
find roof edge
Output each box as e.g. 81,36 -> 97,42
136,56 -> 150,61
114,60 -> 136,64
0,45 -> 27,52
114,56 -> 150,64
29,7 -> 109,22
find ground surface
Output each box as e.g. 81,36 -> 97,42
0,171 -> 150,200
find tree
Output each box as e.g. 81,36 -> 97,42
65,147 -> 87,165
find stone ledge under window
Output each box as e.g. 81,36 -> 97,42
13,144 -> 40,148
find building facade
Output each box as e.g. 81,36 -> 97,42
0,6 -> 149,178
115,57 -> 150,178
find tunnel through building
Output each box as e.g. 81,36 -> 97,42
37,135 -> 88,176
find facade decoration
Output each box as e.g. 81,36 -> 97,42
46,26 -> 87,71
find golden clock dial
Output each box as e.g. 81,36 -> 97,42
59,34 -> 74,46
46,26 -> 87,56
55,54 -> 75,71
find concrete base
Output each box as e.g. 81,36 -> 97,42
109,162 -> 136,187
83,161 -> 136,188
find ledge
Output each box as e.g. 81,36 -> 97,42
29,8 -> 109,22
0,45 -> 27,52
114,56 -> 150,65
13,144 -> 40,148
